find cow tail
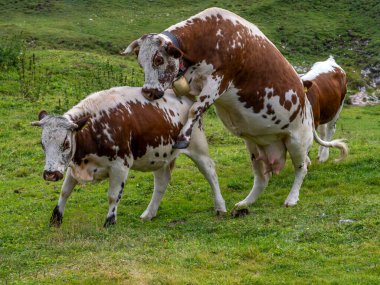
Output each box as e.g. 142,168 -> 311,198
313,128 -> 348,162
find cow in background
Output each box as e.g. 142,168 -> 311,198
124,7 -> 348,211
32,86 -> 226,227
302,56 -> 347,162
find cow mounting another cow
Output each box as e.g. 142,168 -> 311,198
124,7 -> 348,210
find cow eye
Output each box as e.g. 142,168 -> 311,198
62,138 -> 70,151
153,53 -> 164,67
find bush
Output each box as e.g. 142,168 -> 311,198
0,36 -> 24,70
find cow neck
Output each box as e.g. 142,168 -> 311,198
168,26 -> 212,67
162,30 -> 193,78
71,122 -> 97,165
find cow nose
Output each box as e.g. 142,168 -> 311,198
43,170 -> 64,181
142,87 -> 164,100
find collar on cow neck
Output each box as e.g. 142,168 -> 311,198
161,30 -> 181,49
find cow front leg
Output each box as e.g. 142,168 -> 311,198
140,165 -> 171,220
104,166 -> 129,227
173,79 -> 221,149
50,168 -> 77,227
185,124 -> 226,214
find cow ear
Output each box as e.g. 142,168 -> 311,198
122,39 -> 141,57
302,80 -> 313,92
38,110 -> 48,121
31,110 -> 48,126
165,43 -> 183,59
73,115 -> 91,131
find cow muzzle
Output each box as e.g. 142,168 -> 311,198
142,87 -> 164,101
43,170 -> 64,181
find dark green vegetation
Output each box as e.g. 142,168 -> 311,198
1,0 -> 379,90
0,1 -> 379,284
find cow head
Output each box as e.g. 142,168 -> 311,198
123,34 -> 183,100
31,111 -> 89,181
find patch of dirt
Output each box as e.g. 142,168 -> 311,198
167,219 -> 186,227
231,208 -> 249,218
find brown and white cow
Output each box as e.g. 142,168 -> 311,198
301,56 -> 347,162
124,7 -> 348,210
32,86 -> 226,227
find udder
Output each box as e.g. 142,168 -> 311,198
254,141 -> 286,175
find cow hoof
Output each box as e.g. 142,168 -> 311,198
216,209 -> 227,217
231,208 -> 249,218
49,205 -> 63,227
103,215 -> 116,228
173,140 -> 190,149
140,211 -> 156,221
284,200 -> 298,207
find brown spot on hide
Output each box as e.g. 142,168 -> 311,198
284,100 -> 292,111
289,104 -> 302,122
266,104 -> 275,115
291,94 -> 297,104
281,123 -> 289,130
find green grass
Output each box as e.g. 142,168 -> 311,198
1,0 -> 380,88
1,1 -> 380,284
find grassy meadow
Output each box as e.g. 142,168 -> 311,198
0,1 -> 379,284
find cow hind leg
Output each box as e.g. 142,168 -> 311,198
50,168 -> 77,227
140,165 -> 171,221
232,141 -> 270,216
317,124 -> 327,161
284,135 -> 312,207
104,166 -> 129,227
318,105 -> 343,162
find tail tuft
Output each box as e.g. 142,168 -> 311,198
313,129 -> 348,162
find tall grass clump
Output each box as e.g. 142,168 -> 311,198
0,36 -> 24,70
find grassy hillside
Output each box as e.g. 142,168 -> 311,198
0,0 -> 379,90
0,1 -> 379,284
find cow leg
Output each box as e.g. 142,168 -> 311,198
50,168 -> 77,227
317,124 -> 328,161
233,141 -> 270,213
184,123 -> 226,214
318,104 -> 343,162
104,166 -> 129,227
173,78 -> 221,149
140,165 -> 171,221
284,134 -> 312,207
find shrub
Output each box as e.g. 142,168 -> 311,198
0,36 -> 24,70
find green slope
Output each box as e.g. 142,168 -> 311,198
0,0 -> 379,90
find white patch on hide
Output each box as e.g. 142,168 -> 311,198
301,56 -> 344,81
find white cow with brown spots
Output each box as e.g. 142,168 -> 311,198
124,7 -> 348,211
32,86 -> 226,227
301,56 -> 347,162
